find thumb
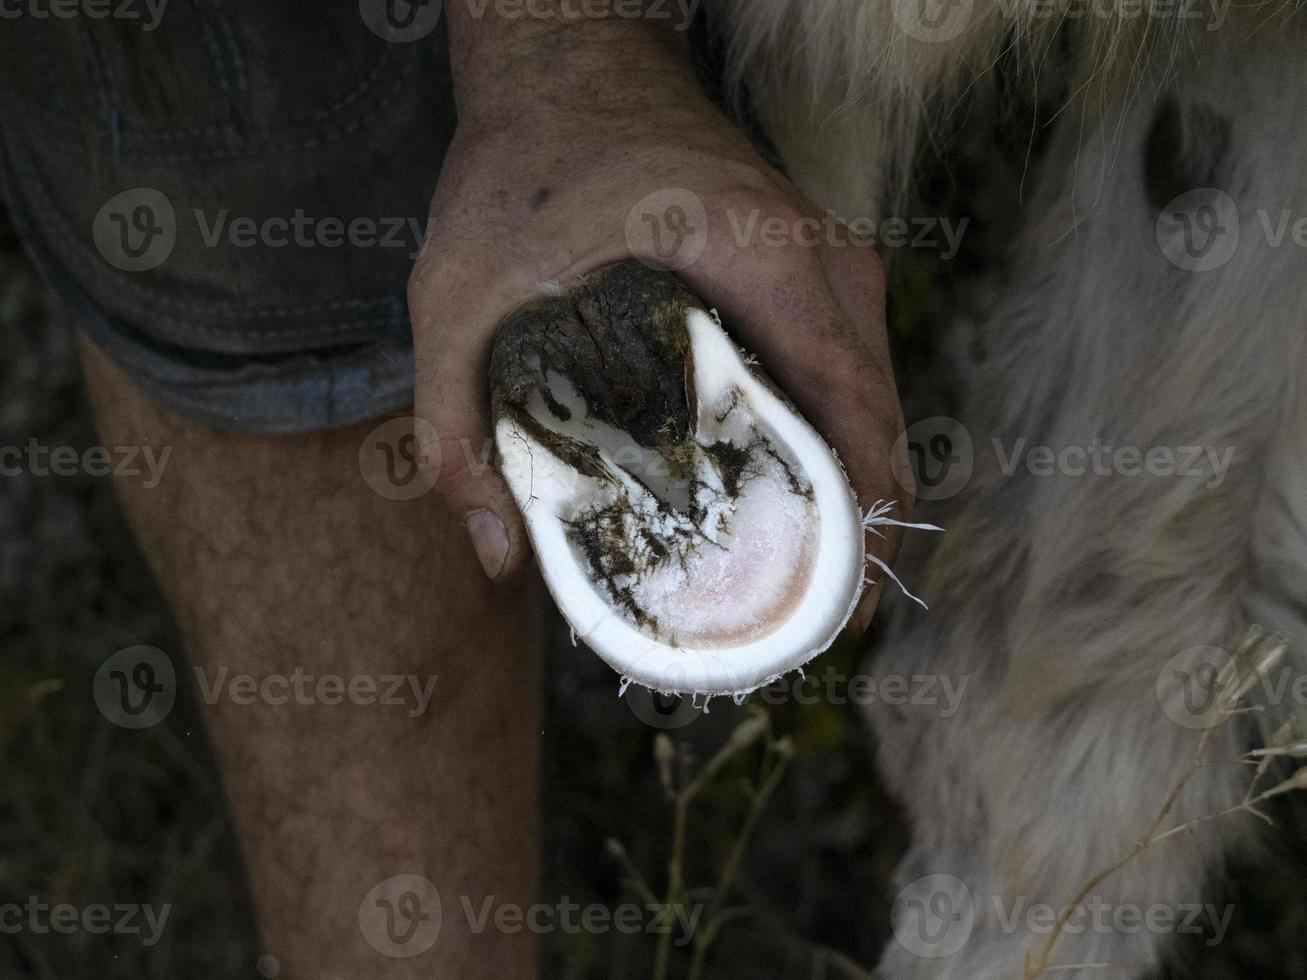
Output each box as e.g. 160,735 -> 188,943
408,243 -> 537,582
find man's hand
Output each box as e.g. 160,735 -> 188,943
410,4 -> 910,628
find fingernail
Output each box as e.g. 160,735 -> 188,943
465,509 -> 510,581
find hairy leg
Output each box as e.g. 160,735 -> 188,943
874,27 -> 1307,979
81,341 -> 541,979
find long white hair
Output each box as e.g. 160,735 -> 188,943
709,2 -> 1307,976
715,0 -> 1207,219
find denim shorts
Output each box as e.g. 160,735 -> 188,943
0,1 -> 738,434
0,0 -> 457,433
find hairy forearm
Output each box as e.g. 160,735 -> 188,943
443,0 -> 698,122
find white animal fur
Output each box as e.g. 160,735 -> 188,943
713,1 -> 1307,975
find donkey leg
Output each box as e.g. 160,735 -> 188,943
874,26 -> 1307,979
